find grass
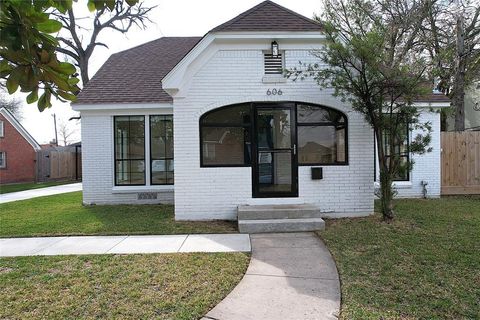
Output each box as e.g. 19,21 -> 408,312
0,191 -> 237,237
0,181 -> 76,194
0,252 -> 250,319
318,196 -> 480,320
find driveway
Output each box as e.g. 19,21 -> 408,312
0,183 -> 82,204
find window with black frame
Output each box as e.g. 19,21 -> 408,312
296,104 -> 347,165
150,115 -> 174,185
382,122 -> 410,181
114,116 -> 145,185
200,104 -> 252,166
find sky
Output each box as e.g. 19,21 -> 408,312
10,0 -> 322,144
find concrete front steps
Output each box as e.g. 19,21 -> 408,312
238,204 -> 325,233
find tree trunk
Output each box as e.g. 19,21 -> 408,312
375,129 -> 395,220
379,168 -> 395,221
453,13 -> 466,131
79,56 -> 90,86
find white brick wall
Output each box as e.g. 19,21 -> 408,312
386,110 -> 442,198
80,110 -> 174,205
173,49 -> 374,220
79,45 -> 442,218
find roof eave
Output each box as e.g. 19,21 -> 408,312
0,107 -> 41,150
71,102 -> 173,112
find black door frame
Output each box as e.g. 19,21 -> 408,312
252,102 -> 298,198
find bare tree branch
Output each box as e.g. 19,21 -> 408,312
53,1 -> 156,86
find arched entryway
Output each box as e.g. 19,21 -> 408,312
200,102 -> 348,198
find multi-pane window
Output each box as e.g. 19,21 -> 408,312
150,115 -> 174,185
199,103 -> 348,167
114,116 -> 145,185
296,104 -> 347,165
382,123 -> 409,181
0,152 -> 6,168
200,104 -> 252,166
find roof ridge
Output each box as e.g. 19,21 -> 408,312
210,0 -> 322,33
211,1 -> 272,32
112,36 -> 202,57
266,1 -> 322,27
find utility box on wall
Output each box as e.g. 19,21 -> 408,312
311,167 -> 323,180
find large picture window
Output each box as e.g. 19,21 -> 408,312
199,102 -> 348,167
150,115 -> 174,185
296,104 -> 347,165
200,104 -> 252,166
114,116 -> 145,185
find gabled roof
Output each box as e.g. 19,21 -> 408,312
0,107 -> 41,150
75,1 -> 449,106
74,37 -> 201,104
74,1 -> 324,105
210,1 -> 323,32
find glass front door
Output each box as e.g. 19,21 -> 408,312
253,103 -> 298,197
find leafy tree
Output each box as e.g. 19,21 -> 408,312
287,0 -> 434,220
422,0 -> 480,131
0,0 -> 139,111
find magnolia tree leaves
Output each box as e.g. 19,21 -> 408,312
0,0 -> 139,111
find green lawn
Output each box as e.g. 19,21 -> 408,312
0,252 -> 249,319
318,196 -> 480,320
0,181 -> 76,194
0,192 -> 237,237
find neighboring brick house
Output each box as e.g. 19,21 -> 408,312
73,1 -> 450,224
0,107 -> 41,184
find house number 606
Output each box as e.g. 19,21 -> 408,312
266,88 -> 283,96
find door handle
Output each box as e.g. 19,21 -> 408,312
293,144 -> 297,155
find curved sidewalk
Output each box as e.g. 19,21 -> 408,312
203,232 -> 340,320
0,183 -> 82,204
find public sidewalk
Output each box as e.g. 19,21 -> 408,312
202,232 -> 341,320
0,183 -> 82,204
0,234 -> 251,257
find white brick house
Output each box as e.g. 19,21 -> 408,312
73,1 -> 449,221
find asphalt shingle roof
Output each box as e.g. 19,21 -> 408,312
75,1 -> 448,105
210,1 -> 323,32
74,37 -> 201,104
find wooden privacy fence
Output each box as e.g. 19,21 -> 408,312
441,131 -> 480,195
36,146 -> 82,182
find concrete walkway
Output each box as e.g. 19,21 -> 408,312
0,234 -> 251,257
203,232 -> 340,320
0,183 -> 82,204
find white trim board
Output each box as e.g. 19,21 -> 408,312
0,107 -> 41,151
72,102 -> 173,112
162,32 -> 326,93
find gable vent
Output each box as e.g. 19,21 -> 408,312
264,53 -> 283,75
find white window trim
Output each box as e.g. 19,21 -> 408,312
374,181 -> 412,189
0,151 -> 6,169
112,185 -> 174,193
0,120 -> 4,138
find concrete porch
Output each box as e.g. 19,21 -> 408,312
237,204 -> 326,233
